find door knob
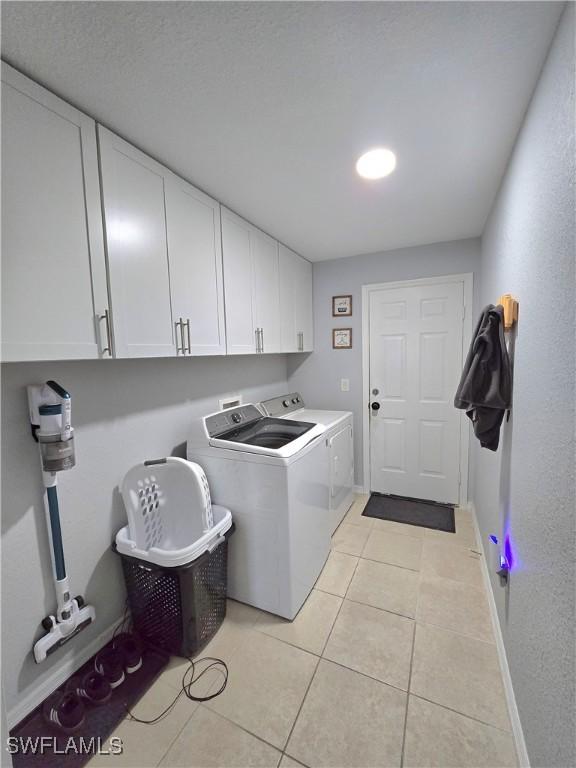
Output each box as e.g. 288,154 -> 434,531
370,402 -> 380,411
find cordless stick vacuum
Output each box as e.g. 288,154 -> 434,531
28,381 -> 95,663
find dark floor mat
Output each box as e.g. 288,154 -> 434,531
362,493 -> 455,532
10,643 -> 169,768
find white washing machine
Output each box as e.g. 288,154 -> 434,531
260,393 -> 355,532
187,404 -> 332,619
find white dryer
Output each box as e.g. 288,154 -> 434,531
187,404 -> 332,619
260,393 -> 355,532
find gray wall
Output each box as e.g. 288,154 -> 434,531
473,7 -> 575,767
287,238 -> 482,488
1,355 -> 288,719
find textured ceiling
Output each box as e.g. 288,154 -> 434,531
1,1 -> 563,261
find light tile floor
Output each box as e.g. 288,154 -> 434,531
90,496 -> 517,768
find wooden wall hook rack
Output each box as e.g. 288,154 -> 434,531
498,294 -> 519,330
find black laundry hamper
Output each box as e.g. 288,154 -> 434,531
114,523 -> 235,658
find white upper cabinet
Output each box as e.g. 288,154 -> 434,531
252,229 -> 281,353
279,245 -> 298,352
1,63 -> 110,361
164,176 -> 225,356
2,63 -> 309,362
99,128 -> 226,358
221,210 -> 256,354
295,253 -> 313,352
279,244 -> 314,353
98,127 -> 175,358
221,208 -> 281,355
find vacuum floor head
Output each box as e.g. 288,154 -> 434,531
34,603 -> 95,664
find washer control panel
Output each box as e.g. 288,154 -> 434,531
206,404 -> 262,437
260,393 -> 305,418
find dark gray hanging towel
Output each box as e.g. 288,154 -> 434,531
454,304 -> 512,451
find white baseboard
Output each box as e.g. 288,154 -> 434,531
353,485 -> 367,495
7,618 -> 122,730
468,502 -> 530,768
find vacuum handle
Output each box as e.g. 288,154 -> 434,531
45,381 -> 72,441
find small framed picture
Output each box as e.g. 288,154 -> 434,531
332,295 -> 352,317
332,328 -> 352,349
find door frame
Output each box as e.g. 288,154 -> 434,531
361,273 -> 474,504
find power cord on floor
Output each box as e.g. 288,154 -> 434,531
112,599 -> 132,640
125,655 -> 229,725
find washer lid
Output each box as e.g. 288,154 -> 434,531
216,417 -> 314,449
209,420 -> 326,458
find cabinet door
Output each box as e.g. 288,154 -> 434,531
252,229 -> 281,354
1,64 -> 110,361
165,177 -> 225,356
98,127 -> 175,358
279,245 -> 314,353
279,245 -> 298,352
221,209 -> 256,355
295,255 -> 314,352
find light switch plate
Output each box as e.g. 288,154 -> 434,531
341,378 -> 350,392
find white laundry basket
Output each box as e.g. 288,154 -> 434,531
114,457 -> 234,657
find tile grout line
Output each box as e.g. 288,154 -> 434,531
343,594 -> 416,622
399,567 -> 422,767
414,616 -> 497,646
317,655 -> 411,697
154,698 -> 202,767
319,594 -> 346,657
198,702 -> 289,754
342,545 -> 362,600
281,654 -> 322,758
408,692 -> 515,735
280,547 -> 361,764
347,517 -> 424,541
281,524 -> 363,767
358,553 -> 421,572
155,613 -> 260,763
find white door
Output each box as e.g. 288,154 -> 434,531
1,63 -> 110,361
252,230 -> 281,353
368,280 -> 465,503
98,127 -> 175,358
221,209 -> 257,355
164,176 -> 226,356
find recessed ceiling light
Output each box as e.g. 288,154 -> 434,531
356,148 -> 397,180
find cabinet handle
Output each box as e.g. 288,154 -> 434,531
185,319 -> 191,355
297,331 -> 304,352
255,327 -> 263,353
175,318 -> 184,355
98,309 -> 113,357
